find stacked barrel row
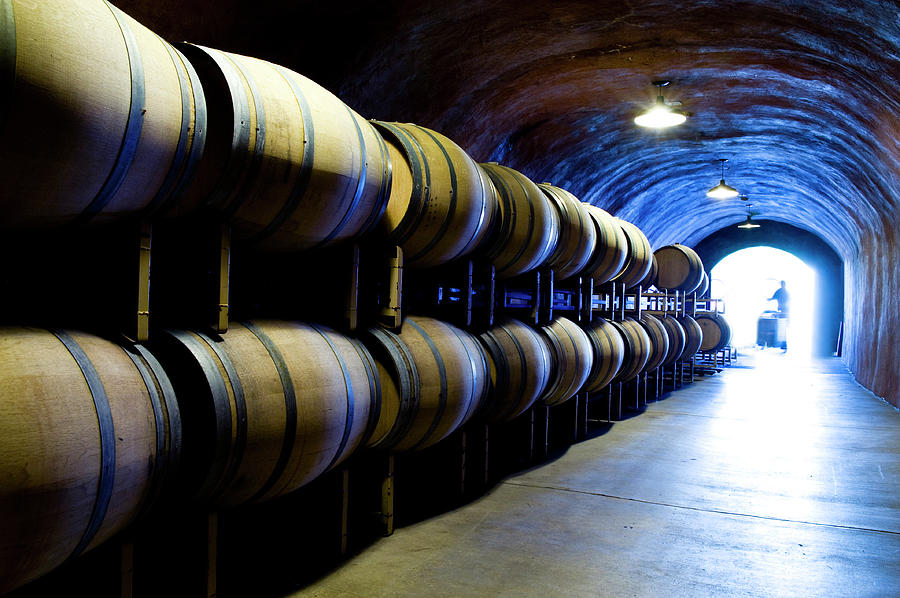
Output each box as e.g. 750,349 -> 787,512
2,0 -> 653,285
0,299 -> 721,593
0,0 -> 719,593
1,302 -> 716,592
1,0 -> 721,294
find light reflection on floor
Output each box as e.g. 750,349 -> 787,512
704,350 -> 846,526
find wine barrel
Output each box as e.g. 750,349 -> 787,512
610,318 -> 652,382
638,254 -> 659,290
0,328 -> 180,594
151,321 -> 376,507
480,163 -> 559,279
580,204 -> 628,284
374,122 -> 494,268
611,219 -> 653,289
478,318 -> 551,422
654,244 -> 705,293
537,184 -> 596,280
364,316 -> 489,451
694,269 -> 710,298
638,313 -> 670,372
696,312 -> 733,352
174,44 -> 390,251
1,0 -> 206,229
539,317 -> 593,406
677,315 -> 703,359
583,318 -> 626,393
659,316 -> 687,366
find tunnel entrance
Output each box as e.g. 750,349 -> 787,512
710,247 -> 815,357
693,220 -> 843,357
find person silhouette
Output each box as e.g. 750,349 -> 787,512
767,280 -> 789,350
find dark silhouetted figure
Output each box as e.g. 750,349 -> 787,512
768,280 -> 790,350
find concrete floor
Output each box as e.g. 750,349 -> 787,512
291,351 -> 900,598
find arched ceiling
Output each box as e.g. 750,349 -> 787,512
122,0 -> 900,258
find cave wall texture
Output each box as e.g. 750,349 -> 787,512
116,0 -> 900,408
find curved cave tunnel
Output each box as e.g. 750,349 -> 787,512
115,0 -> 900,407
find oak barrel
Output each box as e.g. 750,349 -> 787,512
373,122 -> 494,268
0,328 -> 180,594
677,315 -> 704,358
610,318 -> 652,382
580,204 -> 628,284
537,184 -> 597,280
611,218 -> 653,289
175,45 -> 390,251
696,312 -> 733,352
364,316 -> 489,451
654,244 -> 705,293
480,163 -> 559,279
151,321 -> 377,507
539,317 -> 594,406
659,316 -> 687,366
478,318 -> 551,422
694,269 -> 710,297
638,254 -> 659,290
583,318 -> 626,393
638,313 -> 670,372
1,0 -> 206,229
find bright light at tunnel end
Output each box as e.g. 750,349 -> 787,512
710,247 -> 816,358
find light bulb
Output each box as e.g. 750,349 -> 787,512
634,97 -> 686,128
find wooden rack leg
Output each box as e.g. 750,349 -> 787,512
462,260 -> 473,328
340,468 -> 350,555
565,399 -> 578,445
613,383 -> 623,420
584,392 -> 590,436
381,247 -> 403,329
527,408 -> 536,463
458,430 -> 467,499
381,455 -> 395,536
486,264 -> 496,328
120,538 -> 134,598
214,223 -> 231,334
580,277 -> 593,324
135,220 -> 152,343
542,405 -> 550,457
345,245 -> 360,332
206,512 -> 218,598
539,268 -> 554,323
599,386 -> 612,423
483,423 -> 490,487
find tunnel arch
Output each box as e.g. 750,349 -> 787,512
694,220 -> 843,357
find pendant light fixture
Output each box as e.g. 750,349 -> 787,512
706,158 -> 739,199
634,80 -> 686,128
737,203 -> 760,229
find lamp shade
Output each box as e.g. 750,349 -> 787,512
737,216 -> 760,229
707,179 -> 739,199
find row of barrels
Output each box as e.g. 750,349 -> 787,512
0,309 -> 729,593
3,0 -> 708,295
